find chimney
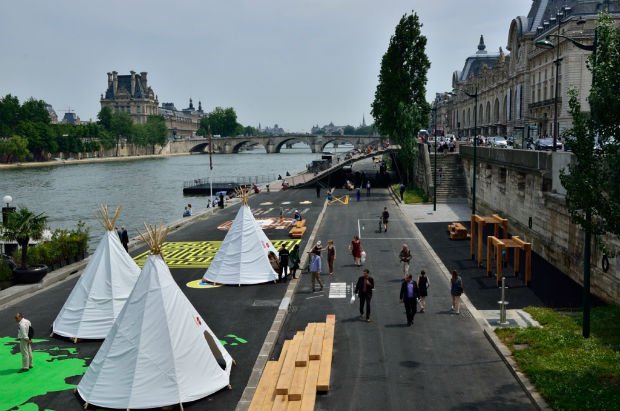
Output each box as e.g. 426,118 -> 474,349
140,71 -> 148,88
112,71 -> 118,96
107,72 -> 113,89
130,70 -> 136,96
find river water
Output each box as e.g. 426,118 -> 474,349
1,144 -> 351,248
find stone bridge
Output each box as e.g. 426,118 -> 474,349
168,134 -> 385,154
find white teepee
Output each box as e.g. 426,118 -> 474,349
203,203 -> 279,285
52,207 -> 141,340
77,225 -> 233,409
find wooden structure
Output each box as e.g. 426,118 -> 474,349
470,214 -> 508,267
447,222 -> 470,240
486,236 -> 533,286
288,220 -> 307,238
249,314 -> 335,411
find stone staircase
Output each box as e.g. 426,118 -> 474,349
429,153 -> 468,202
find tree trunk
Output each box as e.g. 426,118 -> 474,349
19,240 -> 28,269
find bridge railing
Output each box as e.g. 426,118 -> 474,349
183,174 -> 277,189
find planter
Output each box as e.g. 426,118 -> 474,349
13,265 -> 49,284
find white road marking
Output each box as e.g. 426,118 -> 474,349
329,282 -> 347,298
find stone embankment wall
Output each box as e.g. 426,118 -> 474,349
460,146 -> 620,304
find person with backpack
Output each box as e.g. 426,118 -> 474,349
381,207 -> 389,232
15,312 -> 33,372
400,274 -> 419,326
450,270 -> 464,314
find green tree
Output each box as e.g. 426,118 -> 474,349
371,11 -> 430,183
1,208 -> 48,269
0,95 -> 21,137
343,125 -> 355,135
145,115 -> 168,150
199,107 -> 239,137
110,111 -> 134,155
0,136 -> 31,162
560,12 -> 620,338
97,107 -> 113,131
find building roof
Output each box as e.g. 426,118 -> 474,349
526,0 -> 620,34
455,35 -> 500,82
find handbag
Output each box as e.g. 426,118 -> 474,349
361,250 -> 367,263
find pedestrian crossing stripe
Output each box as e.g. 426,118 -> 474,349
218,217 -> 295,231
133,239 -> 301,269
328,282 -> 348,298
328,195 -> 349,205
251,207 -> 310,216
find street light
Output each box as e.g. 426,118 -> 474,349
452,87 -> 479,216
2,195 -> 15,226
536,18 -> 597,338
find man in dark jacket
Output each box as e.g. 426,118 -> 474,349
121,226 -> 129,252
278,245 -> 290,282
355,269 -> 375,322
400,274 -> 419,326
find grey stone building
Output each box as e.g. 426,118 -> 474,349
441,0 -> 620,145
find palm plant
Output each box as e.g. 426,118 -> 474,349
2,207 -> 48,269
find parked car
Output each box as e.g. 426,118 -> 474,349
534,137 -> 563,151
487,136 -> 509,148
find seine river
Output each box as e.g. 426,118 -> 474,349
1,144 -> 350,248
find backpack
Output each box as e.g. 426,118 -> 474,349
27,325 -> 34,339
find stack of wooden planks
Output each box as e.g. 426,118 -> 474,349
448,222 -> 470,240
288,219 -> 307,238
249,314 -> 335,411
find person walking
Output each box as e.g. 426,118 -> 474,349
289,244 -> 301,279
356,187 -> 361,202
327,240 -> 336,275
15,312 -> 33,372
399,274 -> 419,325
121,226 -> 129,252
399,244 -> 412,277
355,269 -> 374,322
311,240 -> 323,256
350,235 -> 362,266
381,207 -> 390,232
399,182 -> 406,201
309,251 -> 323,292
278,244 -> 290,282
366,180 -> 371,197
417,270 -> 430,313
450,270 -> 464,314
316,183 -> 321,198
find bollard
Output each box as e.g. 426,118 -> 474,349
498,276 -> 509,326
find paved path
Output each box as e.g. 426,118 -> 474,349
278,189 -> 536,411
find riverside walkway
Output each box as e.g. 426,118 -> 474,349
1,185 -> 538,411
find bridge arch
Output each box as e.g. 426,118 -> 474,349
274,137 -> 313,153
230,139 -> 267,153
189,142 -> 210,153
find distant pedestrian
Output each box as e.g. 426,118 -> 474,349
187,203 -> 193,216
289,244 -> 301,279
417,270 -> 430,313
327,240 -> 336,275
381,207 -> 389,232
350,235 -> 362,266
450,270 -> 464,314
366,180 -> 371,197
219,193 -> 225,209
355,269 -> 374,322
278,244 -> 290,282
121,226 -> 129,252
286,171 -> 291,176
115,226 -> 121,239
311,240 -> 323,256
356,187 -> 361,202
279,207 -> 284,222
399,244 -> 412,276
294,209 -> 302,221
268,251 -> 281,279
399,183 -> 406,201
183,206 -> 191,217
309,251 -> 323,292
400,274 -> 419,325
278,174 -> 283,180
316,183 -> 321,198
15,312 -> 33,372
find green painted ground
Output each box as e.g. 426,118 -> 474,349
0,337 -> 88,411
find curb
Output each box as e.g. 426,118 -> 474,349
235,198 -> 329,411
398,202 -> 551,411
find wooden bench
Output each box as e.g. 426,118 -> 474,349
289,220 -> 307,238
448,222 -> 470,240
248,315 -> 335,411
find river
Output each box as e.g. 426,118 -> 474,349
1,143 -> 352,248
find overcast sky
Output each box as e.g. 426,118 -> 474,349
0,0 -> 531,132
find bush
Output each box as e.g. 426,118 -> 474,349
0,260 -> 12,282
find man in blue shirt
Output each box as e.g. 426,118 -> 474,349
310,251 -> 323,292
399,274 -> 419,326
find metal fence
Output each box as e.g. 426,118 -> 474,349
183,174 -> 277,189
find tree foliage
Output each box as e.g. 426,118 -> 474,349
1,207 -> 48,269
198,107 -> 240,137
560,12 -> 620,246
371,12 -> 430,181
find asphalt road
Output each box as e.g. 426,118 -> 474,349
277,188 -> 537,411
0,188 -> 323,411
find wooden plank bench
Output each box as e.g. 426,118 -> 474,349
295,323 -> 315,367
309,323 -> 325,360
317,314 -> 335,391
288,226 -> 307,238
275,332 -> 304,395
448,222 -> 470,240
300,360 -> 320,411
250,340 -> 291,411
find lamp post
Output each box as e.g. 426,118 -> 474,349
535,20 -> 597,338
452,87 -> 479,215
432,97 -> 438,211
2,195 -> 15,225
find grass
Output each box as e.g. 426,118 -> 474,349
496,306 -> 620,411
391,184 -> 428,204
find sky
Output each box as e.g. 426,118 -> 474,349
0,0 -> 531,132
